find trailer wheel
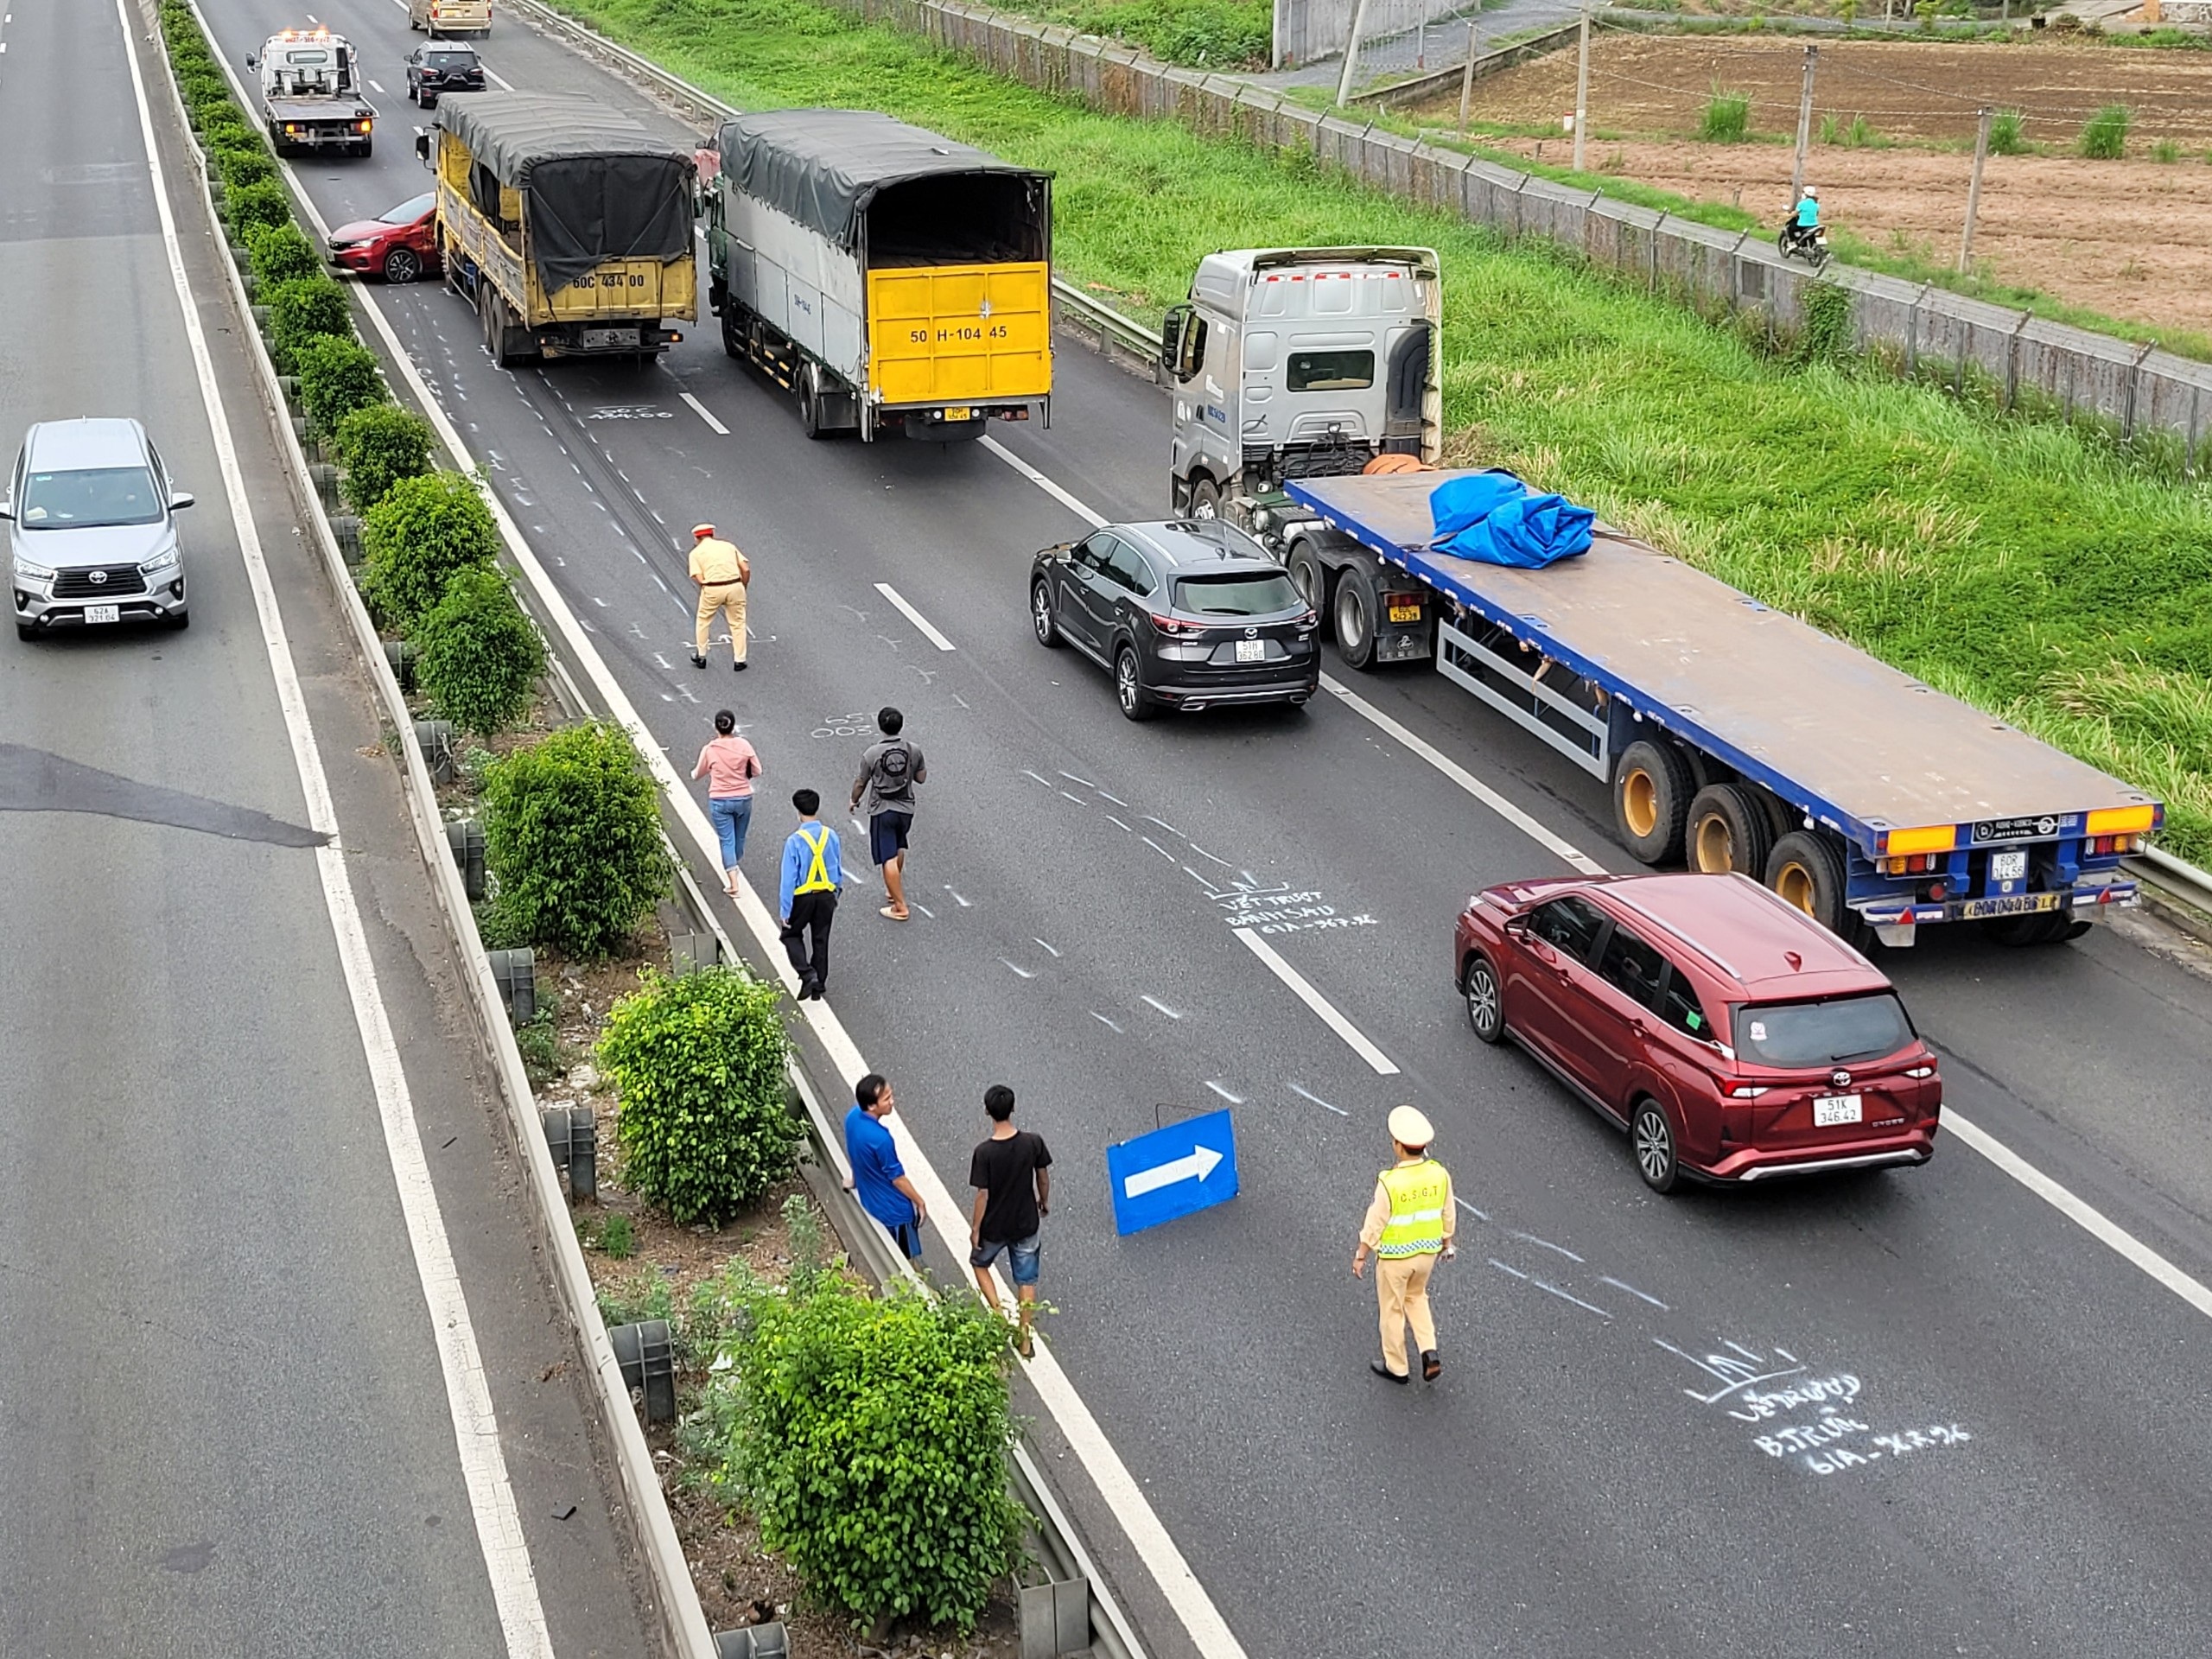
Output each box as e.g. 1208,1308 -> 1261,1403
1287,543 -> 1333,640
1612,739 -> 1694,865
1764,830 -> 1849,935
1333,568 -> 1379,671
1186,475 -> 1221,521
1687,783 -> 1773,878
1980,909 -> 2076,946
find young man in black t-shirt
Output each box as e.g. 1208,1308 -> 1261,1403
968,1083 -> 1052,1359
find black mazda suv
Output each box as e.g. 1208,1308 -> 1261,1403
404,44 -> 485,107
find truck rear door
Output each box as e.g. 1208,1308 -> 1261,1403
866,261 -> 1051,409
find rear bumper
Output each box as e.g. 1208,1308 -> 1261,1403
1859,880 -> 2137,929
1148,671 -> 1319,712
277,130 -> 371,149
537,321 -> 686,358
1706,1128 -> 1936,1183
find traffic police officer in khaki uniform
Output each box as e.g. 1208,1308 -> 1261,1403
688,523 -> 752,671
1352,1106 -> 1455,1383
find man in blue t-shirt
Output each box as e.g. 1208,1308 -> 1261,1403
843,1072 -> 927,1259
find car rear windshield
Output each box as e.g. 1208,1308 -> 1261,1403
427,51 -> 477,67
19,466 -> 162,529
1287,350 -> 1374,391
1733,993 -> 1916,1069
1172,573 -> 1301,616
379,193 -> 435,224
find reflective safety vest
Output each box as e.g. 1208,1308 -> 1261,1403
1376,1159 -> 1449,1257
794,826 -> 836,894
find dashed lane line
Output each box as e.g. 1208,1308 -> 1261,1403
678,390 -> 729,435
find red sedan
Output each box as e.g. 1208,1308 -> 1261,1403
326,192 -> 439,284
1456,871 -> 1940,1192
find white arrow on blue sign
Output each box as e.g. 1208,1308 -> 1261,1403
1106,1108 -> 1239,1236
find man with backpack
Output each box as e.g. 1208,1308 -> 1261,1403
849,706 -> 926,922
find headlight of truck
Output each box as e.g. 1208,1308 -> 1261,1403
14,555 -> 54,582
140,543 -> 181,575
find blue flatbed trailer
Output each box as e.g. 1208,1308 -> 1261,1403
1281,468 -> 2164,944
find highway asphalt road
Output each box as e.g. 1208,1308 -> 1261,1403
182,0 -> 2212,1652
0,3 -> 652,1654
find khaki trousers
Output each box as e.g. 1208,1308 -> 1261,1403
695,581 -> 747,662
1376,1252 -> 1439,1376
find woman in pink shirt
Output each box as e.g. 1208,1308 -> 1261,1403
692,709 -> 762,893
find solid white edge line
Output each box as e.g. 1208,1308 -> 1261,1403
980,390 -> 2212,1333
678,389 -> 728,435
118,3 -> 554,1653
245,35 -> 1242,1653
874,580 -> 957,652
1232,930 -> 1400,1076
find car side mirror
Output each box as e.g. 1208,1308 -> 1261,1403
245,54 -> 257,69
1160,303 -> 1190,376
168,491 -> 196,511
1502,913 -> 1530,937
0,499 -> 13,522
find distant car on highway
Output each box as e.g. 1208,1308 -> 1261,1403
327,192 -> 440,284
3,417 -> 194,639
1456,871 -> 1941,1193
1029,519 -> 1319,721
404,41 -> 486,106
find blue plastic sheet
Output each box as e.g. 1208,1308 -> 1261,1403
1428,470 -> 1595,569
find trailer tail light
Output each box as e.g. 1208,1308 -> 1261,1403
1883,854 -> 1937,875
2085,804 -> 2157,838
2084,833 -> 2145,856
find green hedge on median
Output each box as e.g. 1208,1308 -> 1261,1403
410,567 -> 546,738
333,404 -> 435,513
359,470 -> 500,626
247,221 -> 321,289
264,274 -> 353,372
293,335 -> 387,436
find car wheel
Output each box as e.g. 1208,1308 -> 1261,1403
1287,542 -> 1332,639
1764,829 -> 1850,935
1631,1099 -> 1680,1194
1187,475 -> 1221,521
166,610 -> 191,632
1031,579 -> 1061,647
384,246 -> 423,284
1462,953 -> 1504,1045
16,622 -> 35,641
1612,738 -> 1694,865
1333,570 -> 1376,671
1687,781 -> 1773,877
1115,645 -> 1154,721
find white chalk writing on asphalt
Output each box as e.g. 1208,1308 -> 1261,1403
1656,1338 -> 1973,1478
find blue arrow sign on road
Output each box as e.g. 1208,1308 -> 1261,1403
1106,1109 -> 1239,1236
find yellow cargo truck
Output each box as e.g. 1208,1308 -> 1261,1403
419,92 -> 696,366
707,111 -> 1052,442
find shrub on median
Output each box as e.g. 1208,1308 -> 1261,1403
226,179 -> 293,239
248,221 -> 322,289
359,469 -> 499,625
216,145 -> 278,190
410,567 -> 546,737
480,720 -> 671,959
292,335 -> 386,436
264,274 -> 353,372
596,966 -> 798,1224
333,404 -> 435,512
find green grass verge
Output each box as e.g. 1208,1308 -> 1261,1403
550,0 -> 2212,864
976,0 -> 1269,68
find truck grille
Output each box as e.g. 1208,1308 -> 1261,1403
53,566 -> 149,598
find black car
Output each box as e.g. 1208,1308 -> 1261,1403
1030,520 -> 1319,721
404,44 -> 485,106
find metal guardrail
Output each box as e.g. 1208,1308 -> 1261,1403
2130,847 -> 2212,935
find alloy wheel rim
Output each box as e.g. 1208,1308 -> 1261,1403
1032,587 -> 1051,639
1467,969 -> 1498,1033
1116,655 -> 1137,709
1636,1109 -> 1670,1180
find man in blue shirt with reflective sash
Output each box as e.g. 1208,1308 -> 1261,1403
778,787 -> 842,1001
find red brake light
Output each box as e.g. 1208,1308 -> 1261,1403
1150,613 -> 1202,637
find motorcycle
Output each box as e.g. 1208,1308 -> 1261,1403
1778,218 -> 1830,270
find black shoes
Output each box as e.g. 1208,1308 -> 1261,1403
1422,1350 -> 1442,1382
796,977 -> 826,1001
690,652 -> 708,669
1370,1360 -> 1408,1385
733,659 -> 748,672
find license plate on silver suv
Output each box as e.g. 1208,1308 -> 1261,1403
582,327 -> 640,349
84,604 -> 120,625
1813,1093 -> 1862,1127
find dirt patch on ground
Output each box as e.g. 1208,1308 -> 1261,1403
1416,35 -> 2212,336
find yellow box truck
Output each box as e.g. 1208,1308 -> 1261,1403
419,92 -> 696,366
706,110 -> 1052,442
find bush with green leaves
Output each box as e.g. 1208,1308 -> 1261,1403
410,567 -> 545,736
482,720 -> 671,959
248,221 -> 322,289
359,469 -> 499,624
216,145 -> 278,189
292,334 -> 386,435
333,404 -> 435,512
697,1268 -> 1023,1633
596,966 -> 798,1223
226,178 -> 291,238
265,274 -> 353,372
178,69 -> 231,107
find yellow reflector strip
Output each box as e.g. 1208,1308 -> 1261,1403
1885,824 -> 1956,855
2085,804 -> 2156,836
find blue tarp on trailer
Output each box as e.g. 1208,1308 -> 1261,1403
1429,471 -> 1594,569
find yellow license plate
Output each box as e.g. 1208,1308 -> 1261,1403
1959,892 -> 2062,920
944,406 -> 973,421
1388,603 -> 1421,623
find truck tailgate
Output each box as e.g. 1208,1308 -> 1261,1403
544,254 -> 697,323
866,261 -> 1051,405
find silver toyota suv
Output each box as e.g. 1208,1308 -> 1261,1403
3,417 -> 194,639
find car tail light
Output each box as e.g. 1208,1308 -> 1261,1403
1726,1084 -> 1769,1099
1904,1065 -> 1936,1079
1296,610 -> 1317,630
1149,613 -> 1204,637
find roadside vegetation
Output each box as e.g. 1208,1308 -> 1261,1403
543,0 -> 2212,861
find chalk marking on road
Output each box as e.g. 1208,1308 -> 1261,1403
1183,866 -> 1220,893
1096,788 -> 1128,806
1531,1278 -> 1611,1319
1022,769 -> 1052,787
1488,1258 -> 1529,1280
1205,1081 -> 1243,1104
1188,843 -> 1233,868
911,901 -> 935,918
1232,929 -> 1399,1077
1141,836 -> 1176,861
1510,1231 -> 1585,1264
944,886 -> 971,908
1001,958 -> 1036,980
1457,1198 -> 1491,1222
1289,1082 -> 1350,1117
1091,1010 -> 1123,1033
1144,814 -> 1184,837
1059,791 -> 1087,805
1724,1340 -> 1763,1363
678,391 -> 728,435
980,433 -> 1107,527
1599,1276 -> 1669,1311
1775,1347 -> 1798,1363
122,6 -> 553,1652
1058,770 -> 1094,788
1104,814 -> 1133,832
1141,995 -> 1183,1020
874,581 -> 957,652
1033,938 -> 1061,958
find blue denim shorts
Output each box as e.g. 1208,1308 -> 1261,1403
969,1231 -> 1041,1286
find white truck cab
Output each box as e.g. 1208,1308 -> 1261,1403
1163,246 -> 1441,521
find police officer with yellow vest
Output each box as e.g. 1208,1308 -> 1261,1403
777,788 -> 842,1001
1352,1105 -> 1456,1383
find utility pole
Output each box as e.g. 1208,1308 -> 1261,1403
1789,43 -> 1819,205
1334,0 -> 1375,108
1572,2 -> 1592,173
1959,105 -> 1993,274
1457,5 -> 1481,135
1416,17 -> 1427,70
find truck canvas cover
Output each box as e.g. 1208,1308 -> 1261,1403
435,92 -> 694,292
715,110 -> 1048,256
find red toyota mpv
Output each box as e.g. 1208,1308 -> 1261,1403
1455,872 -> 1940,1192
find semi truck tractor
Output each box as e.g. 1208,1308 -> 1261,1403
246,29 -> 377,158
420,92 -> 697,365
707,110 -> 1053,442
1167,247 -> 2164,945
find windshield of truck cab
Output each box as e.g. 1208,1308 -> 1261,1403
20,466 -> 163,529
380,194 -> 435,225
1173,572 -> 1301,616
1287,349 -> 1375,391
1733,993 -> 1916,1069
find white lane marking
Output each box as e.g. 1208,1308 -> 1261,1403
981,434 -> 1106,527
1232,929 -> 1399,1077
679,390 -> 728,435
874,581 -> 957,652
368,78 -> 385,92
483,66 -> 514,91
122,6 -> 553,1651
1289,1082 -> 1350,1117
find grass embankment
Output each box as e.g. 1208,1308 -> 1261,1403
553,0 -> 2212,863
980,0 -> 1270,68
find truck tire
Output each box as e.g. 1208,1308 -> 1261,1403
1751,785 -> 1800,845
796,364 -> 829,440
721,304 -> 743,359
1186,475 -> 1221,521
1981,909 -> 2078,946
1332,565 -> 1379,671
1687,782 -> 1772,878
1287,542 -> 1333,639
1764,830 -> 1849,935
1612,738 -> 1694,865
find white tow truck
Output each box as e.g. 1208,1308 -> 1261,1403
245,29 -> 377,159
